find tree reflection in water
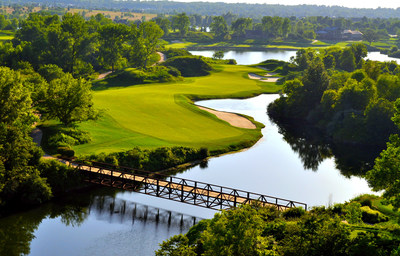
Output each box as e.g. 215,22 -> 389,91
0,187 -> 199,256
272,118 -> 382,177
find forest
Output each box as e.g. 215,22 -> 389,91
6,0 -> 400,18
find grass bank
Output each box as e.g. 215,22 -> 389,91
74,64 -> 281,155
168,39 -> 398,51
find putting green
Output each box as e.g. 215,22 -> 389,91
75,65 -> 282,155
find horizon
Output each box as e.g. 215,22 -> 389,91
170,0 -> 400,9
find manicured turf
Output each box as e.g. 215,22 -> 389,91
75,65 -> 281,155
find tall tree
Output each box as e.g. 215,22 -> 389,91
98,23 -> 130,72
134,21 -> 164,69
43,73 -> 97,126
231,17 -> 252,38
210,16 -> 229,40
172,13 -> 190,37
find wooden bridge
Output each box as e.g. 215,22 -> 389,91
64,159 -> 307,211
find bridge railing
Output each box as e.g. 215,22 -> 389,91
66,158 -> 307,211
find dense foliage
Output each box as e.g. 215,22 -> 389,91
162,56 -> 212,77
268,44 -> 400,147
81,146 -> 209,172
157,197 -> 400,256
0,66 -> 82,214
367,99 -> 400,209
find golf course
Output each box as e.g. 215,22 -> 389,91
74,64 -> 282,155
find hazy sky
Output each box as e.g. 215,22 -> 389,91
175,0 -> 400,9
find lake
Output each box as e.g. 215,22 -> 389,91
189,49 -> 399,65
1,49 -> 393,256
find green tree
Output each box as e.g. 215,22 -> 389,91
210,16 -> 229,40
153,16 -> 171,36
43,73 -> 97,126
98,23 -> 130,72
172,13 -> 190,37
212,50 -> 224,60
134,21 -> 164,69
155,234 -> 196,256
363,28 -> 379,45
367,98 -> 400,209
231,17 -> 252,38
339,48 -> 356,72
201,205 -> 277,256
0,67 -> 51,208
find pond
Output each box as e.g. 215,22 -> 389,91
189,49 -> 399,65
190,50 -> 296,65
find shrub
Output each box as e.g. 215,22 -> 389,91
163,56 -> 212,77
84,146 -> 210,171
39,159 -> 83,194
47,128 -> 91,148
162,48 -> 192,58
282,207 -> 306,219
57,146 -> 75,158
360,206 -> 389,224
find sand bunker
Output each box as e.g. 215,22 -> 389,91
248,73 -> 280,82
197,106 -> 256,129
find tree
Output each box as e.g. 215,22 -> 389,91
367,98 -> 400,209
210,16 -> 228,40
43,73 -> 97,126
98,23 -> 130,72
0,67 -> 51,208
212,50 -> 224,60
172,13 -> 190,37
339,48 -> 356,72
132,22 -> 164,69
363,28 -> 379,45
231,18 -> 252,38
153,16 -> 171,36
60,13 -> 90,75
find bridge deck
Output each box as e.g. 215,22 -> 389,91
66,159 -> 307,211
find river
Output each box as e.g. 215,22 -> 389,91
1,49 -> 394,256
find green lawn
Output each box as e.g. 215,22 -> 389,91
75,65 -> 281,155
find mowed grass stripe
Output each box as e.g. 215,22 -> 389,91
75,65 -> 281,155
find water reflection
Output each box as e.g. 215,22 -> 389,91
273,118 -> 382,177
0,188 -> 199,256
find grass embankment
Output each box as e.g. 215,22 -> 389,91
167,39 -> 398,51
74,65 -> 281,155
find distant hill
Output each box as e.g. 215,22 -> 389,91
8,0 -> 400,18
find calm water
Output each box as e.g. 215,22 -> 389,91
1,49 -> 394,256
190,49 -> 398,65
190,50 -> 296,64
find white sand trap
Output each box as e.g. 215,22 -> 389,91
197,106 -> 256,129
97,71 -> 112,80
248,73 -> 280,82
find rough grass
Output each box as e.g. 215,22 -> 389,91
74,65 -> 281,155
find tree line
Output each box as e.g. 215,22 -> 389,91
7,0 -> 400,19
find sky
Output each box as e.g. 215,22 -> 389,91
175,0 -> 400,9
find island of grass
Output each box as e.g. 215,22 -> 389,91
69,64 -> 281,156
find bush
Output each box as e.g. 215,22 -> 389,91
282,207 -> 306,219
162,48 -> 192,58
84,146 -> 210,171
361,206 -> 389,224
57,147 -> 75,158
163,56 -> 212,77
39,159 -> 83,194
47,128 -> 91,149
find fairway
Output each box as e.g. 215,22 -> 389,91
75,65 -> 281,155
